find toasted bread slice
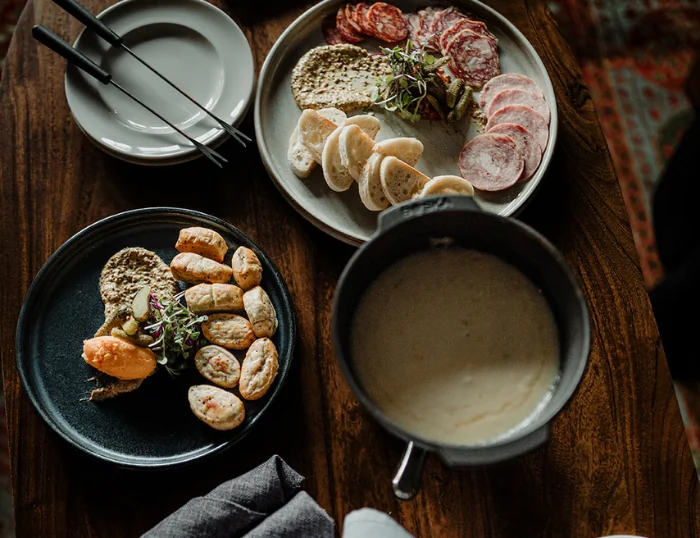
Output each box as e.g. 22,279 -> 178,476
288,127 -> 316,178
419,175 -> 474,197
323,115 -> 381,192
317,107 -> 347,125
374,137 -> 424,167
340,124 -> 376,181
358,153 -> 390,211
321,127 -> 354,192
289,108 -> 346,177
380,156 -> 430,205
346,115 -> 381,139
298,109 -> 340,163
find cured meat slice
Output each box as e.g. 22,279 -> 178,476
405,13 -> 422,45
346,4 -> 364,34
446,30 -> 500,88
486,104 -> 549,151
336,5 -> 363,43
356,3 -> 373,34
366,2 -> 408,42
488,123 -> 542,181
439,17 -> 497,53
426,7 -> 450,50
323,14 -> 347,45
458,133 -> 524,191
417,7 -> 437,24
414,7 -> 438,50
479,73 -> 539,111
432,6 -> 467,36
486,88 -> 549,123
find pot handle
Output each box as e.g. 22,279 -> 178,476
378,195 -> 481,232
392,442 -> 428,500
439,425 -> 550,466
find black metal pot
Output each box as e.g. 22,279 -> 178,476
332,196 -> 590,499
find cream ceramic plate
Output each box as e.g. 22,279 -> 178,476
65,0 -> 255,165
256,0 -> 558,245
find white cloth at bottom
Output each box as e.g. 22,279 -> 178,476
342,508 -> 415,538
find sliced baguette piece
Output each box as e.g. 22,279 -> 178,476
317,107 -> 347,125
380,156 -> 430,205
323,115 -> 381,192
346,114 -> 381,139
288,108 -> 345,177
288,127 -> 316,178
339,124 -> 376,181
419,175 -> 475,197
298,109 -> 340,163
358,153 -> 390,211
373,137 -> 424,167
322,127 -> 353,192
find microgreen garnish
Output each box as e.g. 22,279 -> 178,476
373,40 -> 447,123
144,292 -> 207,376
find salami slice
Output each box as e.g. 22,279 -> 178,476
446,30 -> 500,88
356,3 -> 373,34
439,17 -> 497,53
488,123 -> 542,181
323,14 -> 347,45
478,73 -> 539,112
425,6 -> 449,51
486,104 -> 549,151
414,7 -> 437,49
486,89 -> 550,123
431,6 -> 466,36
366,2 -> 408,42
405,13 -> 422,46
336,5 -> 363,43
458,133 -> 524,191
345,4 -> 364,34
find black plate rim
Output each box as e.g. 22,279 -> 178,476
15,207 -> 297,470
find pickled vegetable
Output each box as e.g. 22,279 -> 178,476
426,95 -> 447,121
448,85 -> 473,123
131,285 -> 151,323
122,316 -> 139,336
110,328 -> 154,348
446,79 -> 465,109
424,55 -> 451,73
426,74 -> 446,103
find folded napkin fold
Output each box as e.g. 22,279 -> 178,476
143,455 -> 334,538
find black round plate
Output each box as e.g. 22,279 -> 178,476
16,208 -> 296,469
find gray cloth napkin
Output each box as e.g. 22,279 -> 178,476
143,455 -> 334,538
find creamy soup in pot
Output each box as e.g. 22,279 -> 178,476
351,247 -> 559,446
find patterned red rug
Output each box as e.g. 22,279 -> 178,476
551,0 -> 698,287
0,0 -> 697,534
548,0 -> 700,471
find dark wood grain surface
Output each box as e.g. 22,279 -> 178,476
1,0 -> 698,536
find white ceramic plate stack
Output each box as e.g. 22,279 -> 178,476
65,0 -> 255,166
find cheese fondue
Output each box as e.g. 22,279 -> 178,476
351,248 -> 559,445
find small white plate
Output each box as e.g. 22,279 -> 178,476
65,0 -> 255,164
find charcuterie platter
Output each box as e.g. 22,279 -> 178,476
256,0 -> 558,245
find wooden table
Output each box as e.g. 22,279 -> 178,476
0,0 -> 698,536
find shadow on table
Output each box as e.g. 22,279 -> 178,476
486,453 -> 572,537
221,0 -> 312,27
93,114 -> 255,210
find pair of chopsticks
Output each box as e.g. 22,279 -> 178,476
34,0 -> 252,167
